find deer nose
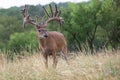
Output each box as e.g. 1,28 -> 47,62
44,35 -> 48,38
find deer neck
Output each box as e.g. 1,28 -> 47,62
39,38 -> 47,48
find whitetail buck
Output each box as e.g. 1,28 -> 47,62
21,4 -> 69,68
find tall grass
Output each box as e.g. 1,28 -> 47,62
0,50 -> 120,80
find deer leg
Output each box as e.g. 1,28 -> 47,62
52,52 -> 57,68
62,47 -> 69,65
43,53 -> 48,68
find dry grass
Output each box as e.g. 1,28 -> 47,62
0,50 -> 120,80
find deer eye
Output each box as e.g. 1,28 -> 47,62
38,30 -> 41,32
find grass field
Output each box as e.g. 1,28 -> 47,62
0,50 -> 120,80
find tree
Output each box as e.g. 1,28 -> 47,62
100,0 -> 120,51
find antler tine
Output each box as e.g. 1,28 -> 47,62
49,4 -> 53,17
21,5 -> 28,17
43,4 -> 64,26
56,10 -> 61,17
42,16 -> 45,24
54,4 -> 58,17
21,6 -> 25,17
22,5 -> 37,27
25,5 -> 28,17
36,16 -> 39,25
42,6 -> 50,17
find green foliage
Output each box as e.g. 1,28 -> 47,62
8,31 -> 38,53
60,0 -> 120,53
0,1 -> 119,54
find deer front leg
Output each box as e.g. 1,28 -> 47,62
52,52 -> 57,68
43,53 -> 48,68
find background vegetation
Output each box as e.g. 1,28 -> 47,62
0,0 -> 120,54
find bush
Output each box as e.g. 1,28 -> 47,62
8,30 -> 39,53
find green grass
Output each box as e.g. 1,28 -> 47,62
0,50 -> 120,80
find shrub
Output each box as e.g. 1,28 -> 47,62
8,30 -> 39,53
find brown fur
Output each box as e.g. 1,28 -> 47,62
38,31 -> 68,68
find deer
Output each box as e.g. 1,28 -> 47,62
21,4 -> 69,68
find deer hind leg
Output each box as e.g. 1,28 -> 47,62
52,52 -> 58,68
62,47 -> 69,65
